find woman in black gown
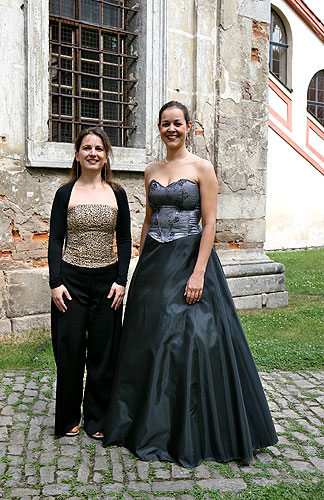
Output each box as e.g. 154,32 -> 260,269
103,101 -> 278,467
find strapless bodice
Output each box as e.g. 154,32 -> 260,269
148,179 -> 201,243
63,203 -> 117,267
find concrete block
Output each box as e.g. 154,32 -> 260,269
5,269 -> 51,318
233,294 -> 262,309
11,313 -> 50,333
0,318 -> 12,334
227,273 -> 286,297
262,291 -> 288,308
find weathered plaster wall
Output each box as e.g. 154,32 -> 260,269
0,0 -> 25,156
215,0 -> 270,250
0,0 -> 287,334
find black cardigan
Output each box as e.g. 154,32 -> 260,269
48,181 -> 131,289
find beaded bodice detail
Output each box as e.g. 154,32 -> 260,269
63,204 -> 117,268
148,179 -> 201,243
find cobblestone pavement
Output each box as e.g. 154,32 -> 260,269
0,370 -> 323,499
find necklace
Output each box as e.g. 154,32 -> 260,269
164,154 -> 190,164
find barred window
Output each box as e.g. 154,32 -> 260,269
269,9 -> 288,86
49,0 -> 138,146
307,70 -> 324,127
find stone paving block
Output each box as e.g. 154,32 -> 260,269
10,488 -> 40,498
290,461 -> 316,472
0,427 -> 8,440
77,463 -> 90,483
281,448 -> 303,459
94,456 -> 109,470
194,464 -> 210,478
252,478 -> 277,486
256,452 -> 273,464
40,451 -> 55,465
154,469 -> 171,479
8,444 -> 24,455
0,416 -> 12,425
197,478 -> 247,492
42,484 -> 70,495
102,483 -> 124,492
291,431 -> 309,442
171,463 -> 192,478
152,480 -> 194,492
60,445 -> 80,457
40,465 -> 55,484
56,470 -> 74,483
93,472 -> 104,482
1,405 -> 15,415
10,430 -> 25,444
310,457 -> 324,472
126,471 -> 137,480
136,461 -> 149,479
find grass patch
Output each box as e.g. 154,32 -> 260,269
238,249 -> 324,371
0,329 -> 55,371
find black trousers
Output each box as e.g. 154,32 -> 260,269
51,260 -> 122,436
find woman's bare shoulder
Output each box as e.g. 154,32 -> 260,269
145,160 -> 164,178
191,155 -> 217,182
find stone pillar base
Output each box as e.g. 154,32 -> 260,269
218,248 -> 288,309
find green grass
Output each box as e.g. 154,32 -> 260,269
0,249 -> 323,372
238,249 -> 324,371
0,329 -> 55,371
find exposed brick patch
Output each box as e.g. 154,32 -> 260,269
251,48 -> 260,63
229,241 -> 243,250
252,20 -> 270,39
0,195 -> 5,200
242,81 -> 252,100
32,232 -> 49,241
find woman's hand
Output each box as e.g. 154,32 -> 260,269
184,271 -> 204,304
51,285 -> 72,312
108,283 -> 125,310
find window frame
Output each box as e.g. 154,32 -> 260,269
307,70 -> 324,128
269,8 -> 288,87
26,0 -> 168,171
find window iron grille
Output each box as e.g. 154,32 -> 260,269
49,0 -> 138,146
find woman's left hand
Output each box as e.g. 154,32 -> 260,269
108,283 -> 125,310
184,271 -> 204,304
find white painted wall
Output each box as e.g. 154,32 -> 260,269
265,128 -> 324,249
266,0 -> 324,249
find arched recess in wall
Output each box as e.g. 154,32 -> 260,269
307,70 -> 324,127
270,5 -> 293,90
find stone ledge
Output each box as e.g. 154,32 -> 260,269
262,291 -> 288,308
227,274 -> 286,297
234,292 -> 289,310
0,319 -> 12,335
11,313 -> 51,333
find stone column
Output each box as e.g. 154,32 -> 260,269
214,0 -> 287,308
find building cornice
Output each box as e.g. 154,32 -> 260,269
284,0 -> 324,42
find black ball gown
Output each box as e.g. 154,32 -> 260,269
103,178 -> 278,467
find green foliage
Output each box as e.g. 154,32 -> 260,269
238,249 -> 324,371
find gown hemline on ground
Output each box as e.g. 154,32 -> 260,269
103,179 -> 278,468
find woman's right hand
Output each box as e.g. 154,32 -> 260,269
51,285 -> 72,312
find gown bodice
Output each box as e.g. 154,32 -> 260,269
148,178 -> 201,243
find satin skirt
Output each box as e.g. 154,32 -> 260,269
103,234 -> 278,467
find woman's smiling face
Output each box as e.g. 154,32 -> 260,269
75,134 -> 108,173
158,107 -> 191,149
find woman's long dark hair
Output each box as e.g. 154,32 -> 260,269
68,127 -> 120,189
158,101 -> 191,125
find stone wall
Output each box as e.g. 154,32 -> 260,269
0,0 -> 287,335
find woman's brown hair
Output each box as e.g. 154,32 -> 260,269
68,127 -> 120,189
